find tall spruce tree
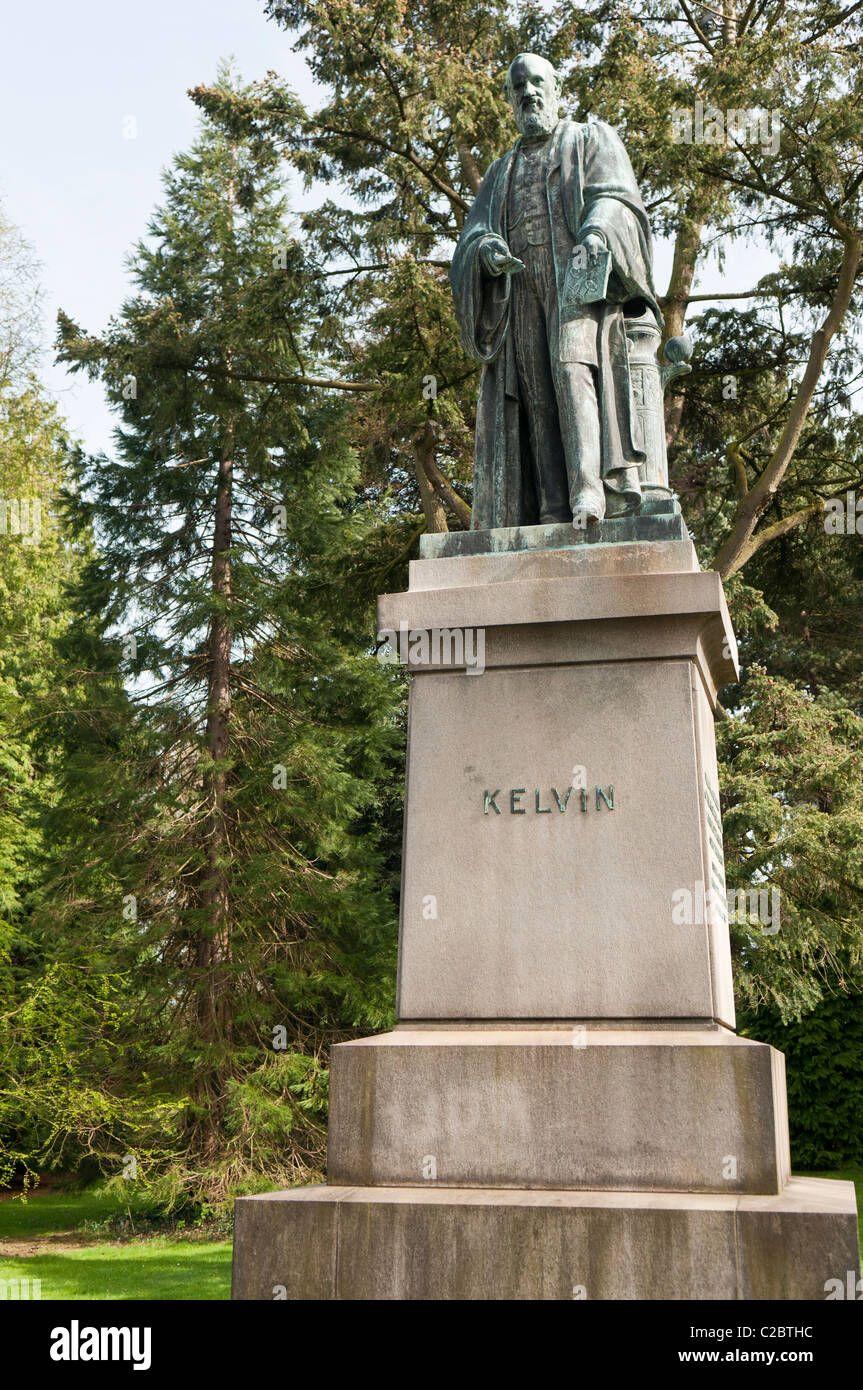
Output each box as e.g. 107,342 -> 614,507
52,69 -> 401,1193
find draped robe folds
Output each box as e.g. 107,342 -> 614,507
451,118 -> 663,531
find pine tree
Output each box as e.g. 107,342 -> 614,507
52,68 -> 401,1195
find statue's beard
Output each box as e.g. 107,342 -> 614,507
515,100 -> 557,137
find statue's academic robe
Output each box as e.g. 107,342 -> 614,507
451,118 -> 662,530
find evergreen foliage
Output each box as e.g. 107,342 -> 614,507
742,991 -> 863,1167
40,69 -> 403,1197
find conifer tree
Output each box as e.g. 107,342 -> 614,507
0,371 -> 149,1186
53,69 -> 401,1191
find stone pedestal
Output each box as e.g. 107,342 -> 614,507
232,1179 -> 859,1301
326,1028 -> 791,1195
232,520 -> 860,1300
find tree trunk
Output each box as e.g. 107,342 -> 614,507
714,233 -> 862,578
194,430 -> 234,1155
456,141 -> 482,196
662,209 -> 705,447
194,151 -> 237,1159
414,418 -> 472,529
414,421 -> 448,532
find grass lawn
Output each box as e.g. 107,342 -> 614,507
0,1188 -> 232,1300
1,1171 -> 860,1300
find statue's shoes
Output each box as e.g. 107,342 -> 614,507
605,493 -> 641,519
571,493 -> 605,528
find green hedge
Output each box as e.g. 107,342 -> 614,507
740,992 -> 863,1169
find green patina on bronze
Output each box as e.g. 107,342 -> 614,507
451,52 -> 691,536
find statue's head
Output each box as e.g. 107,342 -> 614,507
505,54 -> 561,137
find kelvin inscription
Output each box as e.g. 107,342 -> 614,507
484,784 -> 615,813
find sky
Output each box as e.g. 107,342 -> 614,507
1,1 -> 766,459
0,0 -> 317,455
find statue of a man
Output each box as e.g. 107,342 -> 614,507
451,53 -> 663,530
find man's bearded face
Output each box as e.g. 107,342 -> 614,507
507,57 -> 559,137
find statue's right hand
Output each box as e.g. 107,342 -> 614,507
480,237 -> 524,277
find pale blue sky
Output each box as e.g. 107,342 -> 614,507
0,0 -> 316,454
1,1 -> 762,458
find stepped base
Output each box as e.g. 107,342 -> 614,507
232,1177 -> 859,1301
328,1028 -> 791,1194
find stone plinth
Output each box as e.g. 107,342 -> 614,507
232,1178 -> 860,1301
232,531 -> 861,1301
380,545 -> 738,1027
327,1027 -> 790,1195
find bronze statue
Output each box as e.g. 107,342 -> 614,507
451,53 -> 670,531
